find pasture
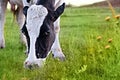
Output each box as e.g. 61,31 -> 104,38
0,6 -> 120,80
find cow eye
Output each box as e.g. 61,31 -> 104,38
26,24 -> 28,27
44,31 -> 50,36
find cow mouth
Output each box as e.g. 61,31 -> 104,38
24,58 -> 46,69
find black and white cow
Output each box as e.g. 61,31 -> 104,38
22,0 -> 65,68
0,0 -> 30,48
0,0 -> 65,68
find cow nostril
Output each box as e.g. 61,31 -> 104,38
24,61 -> 33,69
25,61 -> 28,65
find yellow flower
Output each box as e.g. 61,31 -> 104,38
105,16 -> 110,21
97,36 -> 102,40
108,38 -> 112,43
115,15 -> 120,19
105,45 -> 110,49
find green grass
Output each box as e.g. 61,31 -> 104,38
0,7 -> 120,80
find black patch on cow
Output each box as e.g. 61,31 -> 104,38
35,16 -> 55,58
36,0 -> 47,5
52,3 -> 65,21
36,0 -> 55,12
23,6 -> 29,17
21,21 -> 30,54
27,0 -> 31,3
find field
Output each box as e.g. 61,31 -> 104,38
0,6 -> 120,80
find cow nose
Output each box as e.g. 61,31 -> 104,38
25,61 -> 28,65
24,61 -> 39,69
24,59 -> 46,69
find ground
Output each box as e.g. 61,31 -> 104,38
0,6 -> 120,80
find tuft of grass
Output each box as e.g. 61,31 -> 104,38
0,7 -> 120,80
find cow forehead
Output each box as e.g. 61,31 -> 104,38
26,5 -> 48,25
26,5 -> 48,36
27,5 -> 48,21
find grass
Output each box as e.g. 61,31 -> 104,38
0,6 -> 120,80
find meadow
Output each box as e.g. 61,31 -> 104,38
0,6 -> 120,80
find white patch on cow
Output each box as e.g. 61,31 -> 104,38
26,5 -> 48,37
0,4 -> 5,48
24,5 -> 48,68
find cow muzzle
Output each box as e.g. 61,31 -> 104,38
24,58 -> 46,69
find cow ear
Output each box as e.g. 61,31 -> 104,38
23,6 -> 29,17
51,3 -> 65,22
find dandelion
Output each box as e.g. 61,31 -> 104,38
97,36 -> 102,41
108,38 -> 112,43
105,16 -> 110,21
115,15 -> 120,19
105,45 -> 110,49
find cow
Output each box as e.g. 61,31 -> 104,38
22,0 -> 65,69
0,0 -> 65,68
0,0 -> 26,48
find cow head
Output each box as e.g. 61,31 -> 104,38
22,3 -> 65,69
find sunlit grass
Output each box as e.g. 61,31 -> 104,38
0,7 -> 120,80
